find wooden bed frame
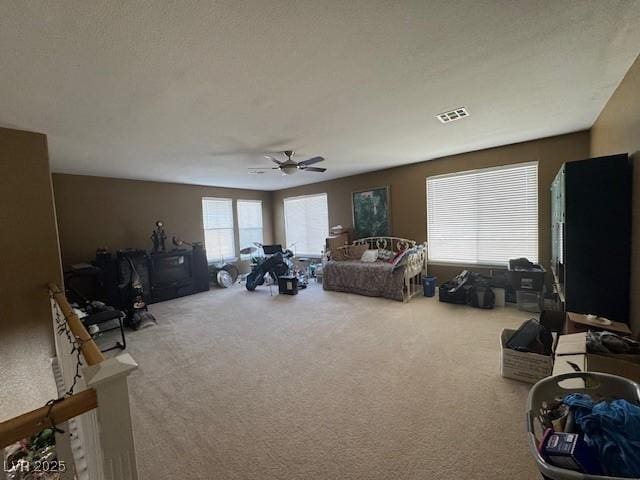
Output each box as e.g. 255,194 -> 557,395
339,237 -> 428,302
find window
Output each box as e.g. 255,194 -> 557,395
284,193 -> 329,256
237,200 -> 264,259
202,198 -> 235,262
426,162 -> 538,265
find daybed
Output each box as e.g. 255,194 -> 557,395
322,237 -> 427,302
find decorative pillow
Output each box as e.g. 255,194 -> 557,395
360,249 -> 379,263
377,249 -> 395,261
331,248 -> 348,261
332,244 -> 368,261
347,244 -> 369,260
389,248 -> 415,268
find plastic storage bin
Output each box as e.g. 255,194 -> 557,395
517,289 -> 543,313
526,372 -> 640,480
422,276 -> 437,297
508,260 -> 546,291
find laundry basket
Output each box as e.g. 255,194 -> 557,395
526,372 -> 640,480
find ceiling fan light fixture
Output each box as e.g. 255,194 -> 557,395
247,150 -> 325,176
280,164 -> 298,175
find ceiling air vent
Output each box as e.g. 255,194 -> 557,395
436,107 -> 470,124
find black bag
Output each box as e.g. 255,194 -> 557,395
506,319 -> 553,355
465,274 -> 495,309
466,285 -> 495,309
439,270 -> 496,308
439,270 -> 471,304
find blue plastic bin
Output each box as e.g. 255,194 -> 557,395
422,276 -> 437,297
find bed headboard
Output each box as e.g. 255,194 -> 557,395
350,236 -> 417,253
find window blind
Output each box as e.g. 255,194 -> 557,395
426,162 -> 538,265
237,200 -> 263,259
284,193 -> 329,256
202,198 -> 235,261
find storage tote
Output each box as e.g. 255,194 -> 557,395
526,372 -> 640,480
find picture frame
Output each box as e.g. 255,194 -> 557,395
351,186 -> 391,238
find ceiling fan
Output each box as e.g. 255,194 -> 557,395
248,150 -> 326,175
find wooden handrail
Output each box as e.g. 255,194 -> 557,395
0,388 -> 98,449
48,283 -> 105,366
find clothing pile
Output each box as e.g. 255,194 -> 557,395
587,330 -> 640,355
539,393 -> 640,477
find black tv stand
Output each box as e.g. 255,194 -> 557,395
107,245 -> 209,305
148,248 -> 209,303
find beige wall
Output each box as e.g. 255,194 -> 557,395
591,54 -> 640,335
52,174 -> 274,268
273,131 -> 591,283
51,132 -> 595,309
0,127 -> 62,355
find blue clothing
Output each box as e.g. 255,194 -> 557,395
564,393 -> 640,477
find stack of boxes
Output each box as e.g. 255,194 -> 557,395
553,312 -> 640,384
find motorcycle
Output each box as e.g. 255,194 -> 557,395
245,245 -> 294,291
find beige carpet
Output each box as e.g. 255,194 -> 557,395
119,283 -> 540,480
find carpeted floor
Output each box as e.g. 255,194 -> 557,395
120,283 -> 540,480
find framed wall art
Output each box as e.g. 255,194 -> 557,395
351,186 -> 391,238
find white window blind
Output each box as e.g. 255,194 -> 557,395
284,193 -> 329,256
237,200 -> 263,259
202,198 -> 235,262
426,162 -> 538,265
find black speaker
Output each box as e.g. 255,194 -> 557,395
192,243 -> 210,292
278,276 -> 298,295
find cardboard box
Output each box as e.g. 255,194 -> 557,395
500,329 -> 553,384
554,332 -> 640,383
591,350 -> 640,365
565,311 -> 631,335
555,332 -> 588,356
542,432 -> 601,474
553,354 -> 640,384
325,232 -> 350,253
557,329 -> 640,364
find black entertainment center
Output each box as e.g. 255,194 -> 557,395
550,153 -> 632,322
65,240 -> 209,336
148,247 -> 210,303
94,244 -> 209,306
85,222 -> 211,315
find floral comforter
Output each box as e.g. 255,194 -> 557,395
322,260 -> 405,301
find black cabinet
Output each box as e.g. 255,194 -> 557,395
550,154 -> 632,322
148,245 -> 210,303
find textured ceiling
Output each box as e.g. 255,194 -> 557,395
1,1 -> 639,190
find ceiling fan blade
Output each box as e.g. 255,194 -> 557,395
297,156 -> 325,166
301,166 -> 326,172
265,155 -> 282,165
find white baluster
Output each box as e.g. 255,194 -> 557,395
83,354 -> 139,480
